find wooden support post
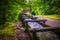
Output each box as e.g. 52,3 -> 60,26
32,32 -> 38,40
25,21 -> 29,32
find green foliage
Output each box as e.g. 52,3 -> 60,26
0,0 -> 60,24
27,0 -> 60,15
26,12 -> 32,16
0,0 -> 26,24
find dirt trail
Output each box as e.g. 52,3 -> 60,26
36,16 -> 60,26
14,22 -> 31,40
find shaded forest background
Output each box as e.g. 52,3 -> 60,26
0,0 -> 60,25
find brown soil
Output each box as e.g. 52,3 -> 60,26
0,35 -> 14,40
0,22 -> 31,40
14,22 -> 31,40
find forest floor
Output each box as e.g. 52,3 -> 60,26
0,22 -> 31,40
36,15 -> 60,27
0,22 -> 15,40
14,22 -> 31,40
0,14 -> 60,40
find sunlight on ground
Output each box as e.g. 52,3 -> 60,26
43,14 -> 60,20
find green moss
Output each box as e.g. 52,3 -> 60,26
26,12 -> 32,16
0,22 -> 15,36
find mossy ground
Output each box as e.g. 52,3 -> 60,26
0,22 -> 15,36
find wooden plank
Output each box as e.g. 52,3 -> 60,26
24,20 -> 39,22
30,27 -> 60,32
24,19 -> 47,22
